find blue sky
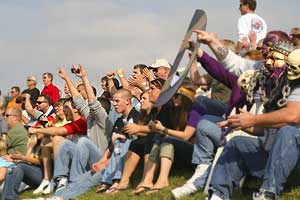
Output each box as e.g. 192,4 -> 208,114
0,0 -> 298,95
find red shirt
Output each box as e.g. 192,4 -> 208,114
41,83 -> 60,106
63,116 -> 87,135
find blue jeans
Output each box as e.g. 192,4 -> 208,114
196,96 -> 227,117
260,126 -> 300,197
210,136 -> 269,199
2,162 -> 43,200
54,138 -> 102,182
192,115 -> 224,189
101,139 -> 131,185
54,170 -> 104,200
70,137 -> 102,182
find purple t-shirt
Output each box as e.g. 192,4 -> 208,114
186,103 -> 206,128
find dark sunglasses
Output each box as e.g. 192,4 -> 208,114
36,101 -> 46,104
5,114 -> 16,118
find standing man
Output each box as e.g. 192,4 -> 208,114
41,72 -> 60,106
22,75 -> 40,105
236,0 -> 267,53
7,86 -> 21,109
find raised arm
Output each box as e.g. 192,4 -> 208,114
58,67 -> 80,98
23,93 -> 35,117
193,29 -> 257,76
116,68 -> 129,89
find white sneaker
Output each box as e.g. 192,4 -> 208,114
33,179 -> 50,194
186,164 -> 210,184
171,183 -> 198,199
55,177 -> 67,192
210,193 -> 223,200
42,180 -> 56,195
18,182 -> 30,192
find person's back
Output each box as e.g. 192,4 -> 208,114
237,0 -> 267,52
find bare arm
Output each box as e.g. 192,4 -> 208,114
123,123 -> 151,136
23,93 -> 35,117
116,68 -> 129,89
227,101 -> 300,130
58,67 -> 80,98
150,120 -> 196,141
29,126 -> 68,136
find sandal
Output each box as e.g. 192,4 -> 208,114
96,184 -> 109,193
145,186 -> 169,195
133,186 -> 152,195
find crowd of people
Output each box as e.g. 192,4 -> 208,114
0,0 -> 300,200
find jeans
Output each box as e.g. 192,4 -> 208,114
260,126 -> 300,197
192,115 -> 224,165
191,115 -> 224,189
210,136 -> 269,199
54,138 -> 102,182
70,137 -> 102,182
196,96 -> 227,117
101,139 -> 131,185
53,140 -> 76,181
2,162 -> 43,200
54,170 -> 104,200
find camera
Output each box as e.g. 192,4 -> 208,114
71,68 -> 80,74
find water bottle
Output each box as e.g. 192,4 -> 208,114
114,139 -> 121,155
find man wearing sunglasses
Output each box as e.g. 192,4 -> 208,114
22,75 -> 40,105
149,59 -> 171,80
0,107 -> 28,184
7,86 -> 22,110
23,94 -> 56,128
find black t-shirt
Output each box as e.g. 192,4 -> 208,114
22,88 -> 40,105
107,107 -> 140,152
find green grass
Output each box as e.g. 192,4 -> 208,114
18,168 -> 300,200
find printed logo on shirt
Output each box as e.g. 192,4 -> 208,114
251,18 -> 263,33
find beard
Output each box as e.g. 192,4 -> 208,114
270,67 -> 285,82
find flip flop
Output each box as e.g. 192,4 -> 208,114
105,186 -> 120,194
145,186 -> 168,195
96,184 -> 109,193
133,186 -> 152,195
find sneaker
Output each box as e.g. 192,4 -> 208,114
42,180 -> 56,195
18,182 -> 30,192
55,177 -> 67,192
186,164 -> 210,184
253,191 -> 276,200
171,183 -> 198,199
33,179 -> 50,194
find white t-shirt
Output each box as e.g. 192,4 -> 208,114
237,13 -> 267,43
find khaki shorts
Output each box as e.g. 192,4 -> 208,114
149,143 -> 175,163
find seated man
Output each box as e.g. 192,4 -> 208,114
0,107 -> 28,184
48,88 -> 139,200
252,49 -> 300,199
195,35 -> 299,200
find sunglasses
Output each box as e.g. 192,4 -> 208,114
5,114 -> 16,118
36,101 -> 46,104
27,79 -> 34,82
